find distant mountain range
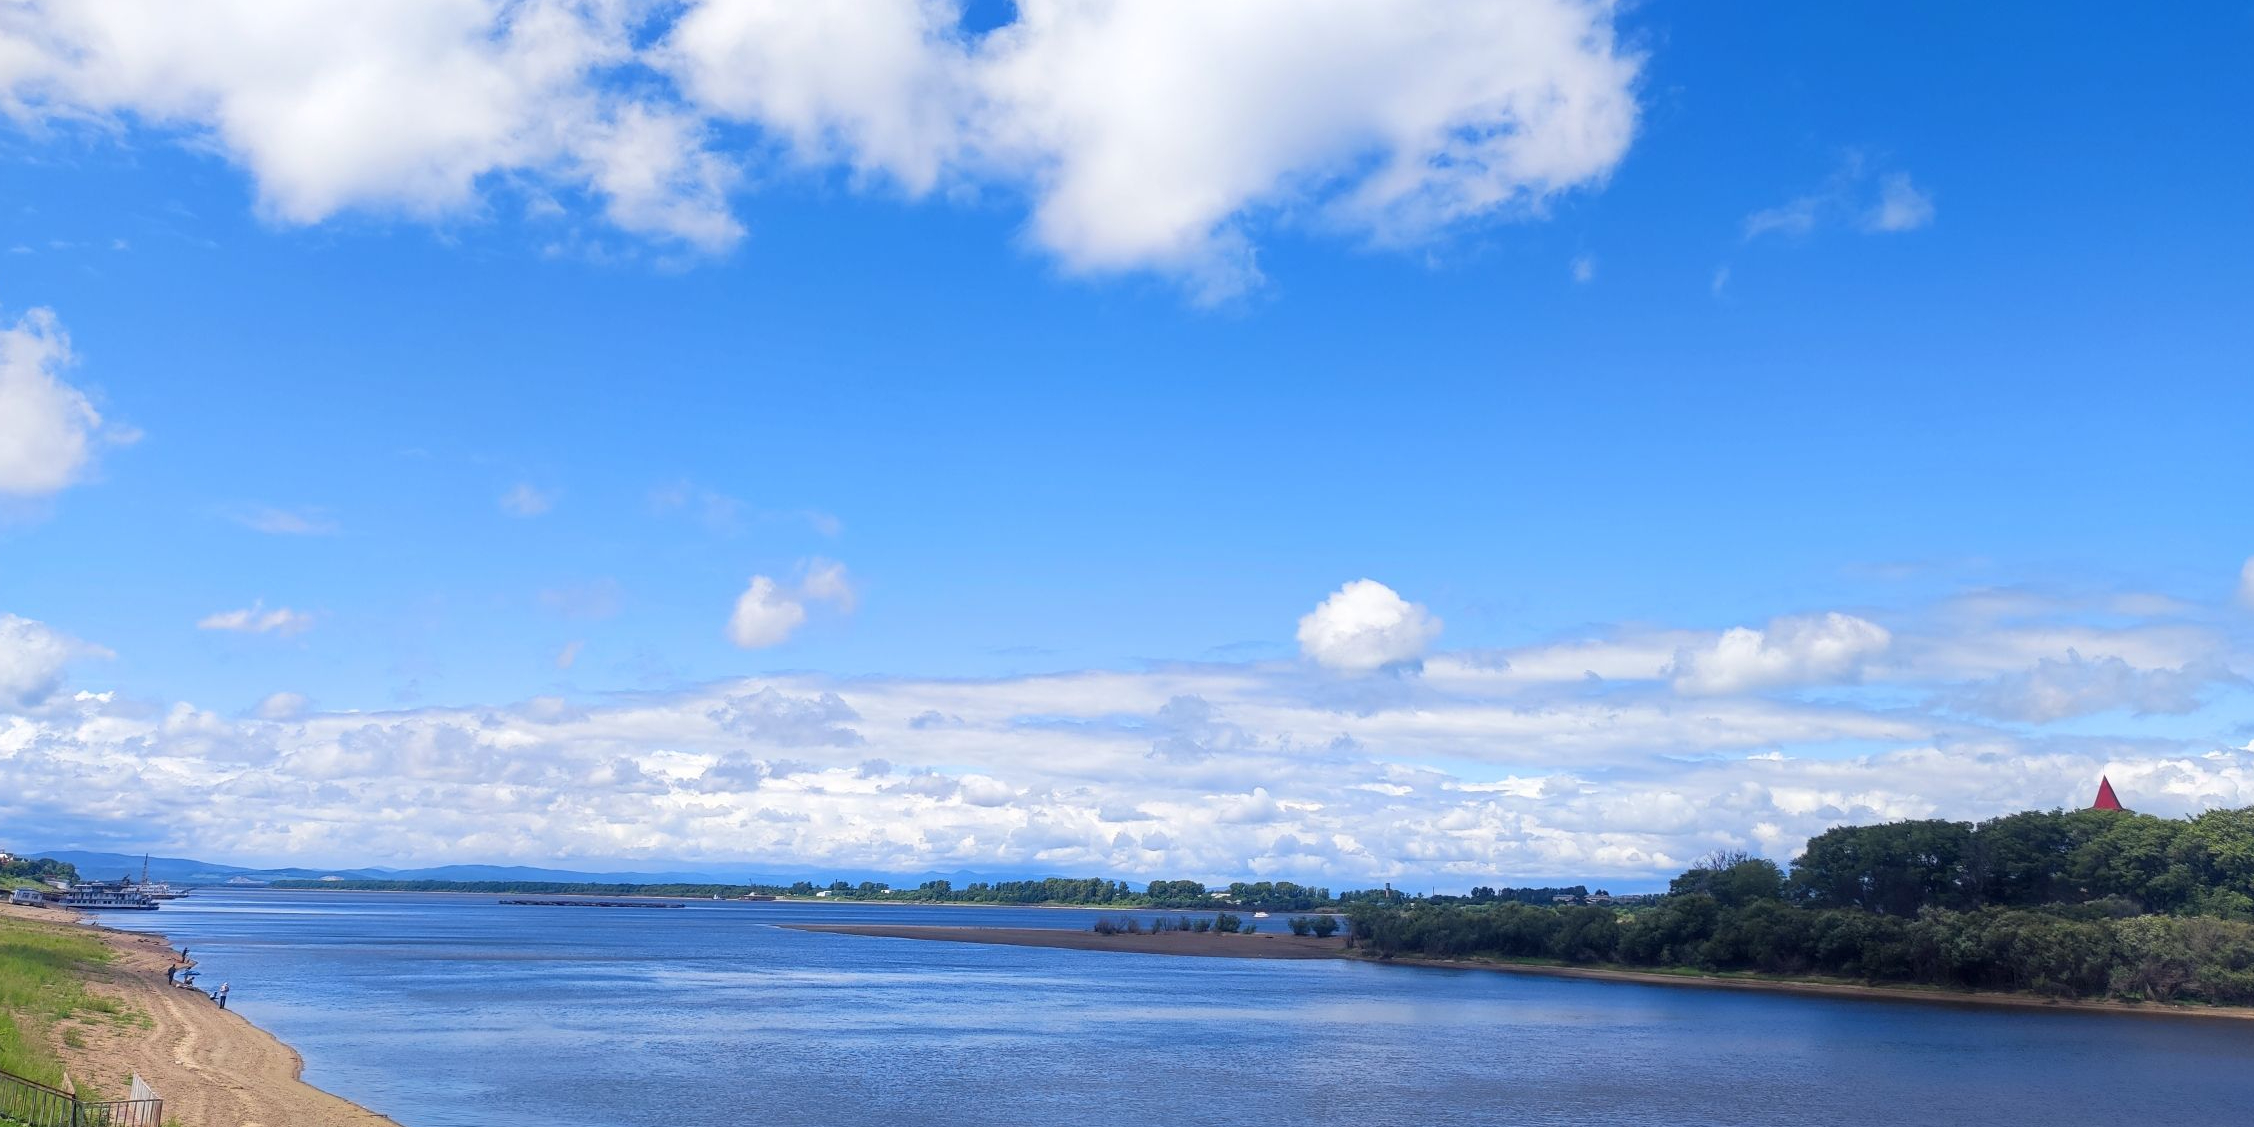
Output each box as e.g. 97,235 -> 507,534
30,849 -> 1067,890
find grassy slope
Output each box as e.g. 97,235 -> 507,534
0,915 -> 121,1086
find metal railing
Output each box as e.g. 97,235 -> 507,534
0,1070 -> 162,1127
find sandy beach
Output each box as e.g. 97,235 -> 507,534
793,920 -> 2254,1022
0,903 -> 399,1127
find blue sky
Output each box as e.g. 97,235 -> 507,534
2,1 -> 2251,885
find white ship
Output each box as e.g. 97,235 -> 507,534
60,881 -> 158,910
127,854 -> 189,899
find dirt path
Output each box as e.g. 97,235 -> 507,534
2,904 -> 399,1127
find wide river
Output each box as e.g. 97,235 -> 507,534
106,889 -> 2254,1126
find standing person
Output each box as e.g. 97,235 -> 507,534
217,982 -> 230,1009
164,965 -> 176,986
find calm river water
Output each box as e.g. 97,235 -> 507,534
103,889 -> 2254,1126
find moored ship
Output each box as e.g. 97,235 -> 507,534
60,880 -> 159,910
127,854 -> 189,899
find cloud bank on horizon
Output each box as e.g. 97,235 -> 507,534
5,574 -> 2253,887
0,0 -> 1638,299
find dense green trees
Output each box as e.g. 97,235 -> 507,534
1668,852 -> 1784,908
1144,880 -> 1209,902
1347,803 -> 2254,1007
0,857 -> 74,888
1222,882 -> 1331,910
1460,885 -> 1590,905
1350,895 -> 2254,1005
1789,806 -> 2254,918
1791,820 -> 1974,915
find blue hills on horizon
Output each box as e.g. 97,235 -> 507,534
30,849 -> 1641,896
29,849 -> 1097,890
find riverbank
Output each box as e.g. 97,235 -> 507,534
0,902 -> 400,1127
1359,951 -> 2254,1022
793,920 -> 2254,1021
786,923 -> 1349,958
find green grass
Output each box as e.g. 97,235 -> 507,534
0,916 -> 116,1086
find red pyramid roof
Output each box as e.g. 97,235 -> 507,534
2092,776 -> 2123,811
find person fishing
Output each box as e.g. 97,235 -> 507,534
216,982 -> 230,1009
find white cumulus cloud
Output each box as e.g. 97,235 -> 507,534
662,0 -> 970,193
1298,579 -> 1443,672
1671,612 -> 1892,695
197,602 -> 315,636
0,0 -> 1640,295
727,576 -> 807,649
0,613 -> 108,707
726,560 -> 855,649
0,307 -> 129,497
0,0 -> 739,249
959,0 -> 1640,297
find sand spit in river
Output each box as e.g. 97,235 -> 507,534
786,923 -> 1351,958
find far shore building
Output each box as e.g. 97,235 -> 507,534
2091,776 -> 2124,811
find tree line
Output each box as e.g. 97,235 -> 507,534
270,879 -> 759,897
1092,913 -> 1254,935
1346,804 -> 2254,1006
270,875 -> 1336,910
0,856 -> 76,888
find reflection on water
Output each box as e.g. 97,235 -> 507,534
105,890 -> 2254,1127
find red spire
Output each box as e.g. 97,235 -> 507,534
2091,776 -> 2123,811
